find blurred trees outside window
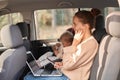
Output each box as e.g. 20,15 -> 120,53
34,8 -> 78,39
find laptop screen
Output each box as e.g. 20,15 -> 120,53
26,53 -> 40,73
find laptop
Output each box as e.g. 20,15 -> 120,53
26,52 -> 62,76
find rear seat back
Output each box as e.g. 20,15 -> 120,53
90,11 -> 120,80
92,13 -> 107,44
16,22 -> 31,51
16,22 -> 30,39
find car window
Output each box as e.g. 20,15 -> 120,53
0,13 -> 23,43
104,7 -> 120,17
34,8 -> 92,40
34,8 -> 77,40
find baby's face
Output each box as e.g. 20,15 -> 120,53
60,37 -> 72,47
62,41 -> 71,47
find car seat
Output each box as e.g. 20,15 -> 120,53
0,25 -> 27,80
90,11 -> 120,80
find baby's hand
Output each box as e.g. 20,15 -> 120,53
52,42 -> 63,56
56,43 -> 61,48
52,45 -> 59,56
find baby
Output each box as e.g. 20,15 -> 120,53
53,31 -> 73,58
36,31 -> 73,67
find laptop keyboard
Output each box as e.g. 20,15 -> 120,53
41,69 -> 53,75
34,69 -> 62,76
35,69 -> 44,75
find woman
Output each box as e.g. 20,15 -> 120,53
24,10 -> 98,80
55,10 -> 98,80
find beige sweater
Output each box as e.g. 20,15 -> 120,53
61,36 -> 98,80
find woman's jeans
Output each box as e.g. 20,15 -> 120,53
24,73 -> 69,80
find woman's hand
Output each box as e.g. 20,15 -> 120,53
54,62 -> 63,69
72,30 -> 84,46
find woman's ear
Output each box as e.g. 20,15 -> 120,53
85,24 -> 90,30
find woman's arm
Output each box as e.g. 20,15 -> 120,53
62,39 -> 98,70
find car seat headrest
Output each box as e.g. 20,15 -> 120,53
0,25 -> 23,48
105,11 -> 120,38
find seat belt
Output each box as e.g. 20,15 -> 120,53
98,35 -> 112,80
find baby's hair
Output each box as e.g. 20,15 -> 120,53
59,31 -> 73,43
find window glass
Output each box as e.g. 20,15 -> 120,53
11,13 -> 23,24
34,8 -> 78,39
35,8 -> 92,40
0,13 -> 23,43
104,7 -> 120,17
0,15 -> 9,30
